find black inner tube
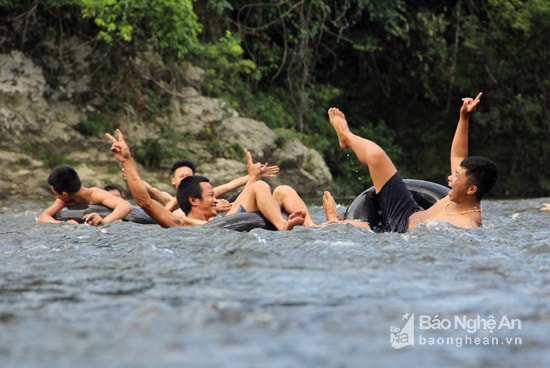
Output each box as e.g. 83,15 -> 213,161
56,204 -> 273,231
56,205 -> 156,225
343,179 -> 450,228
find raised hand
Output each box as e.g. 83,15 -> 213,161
245,149 -> 267,180
259,164 -> 279,178
460,92 -> 483,118
106,129 -> 131,162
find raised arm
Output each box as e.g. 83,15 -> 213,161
141,177 -> 173,205
213,163 -> 279,198
122,167 -> 173,206
450,92 -> 482,174
106,129 -> 185,228
213,176 -> 248,197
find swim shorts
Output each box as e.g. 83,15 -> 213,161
375,172 -> 422,233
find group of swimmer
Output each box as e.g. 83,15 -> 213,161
37,92 -> 500,233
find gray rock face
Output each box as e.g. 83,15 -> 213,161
269,139 -> 332,196
0,52 -> 332,200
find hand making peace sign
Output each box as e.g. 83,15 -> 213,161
106,129 -> 132,163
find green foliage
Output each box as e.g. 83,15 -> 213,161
2,0 -> 548,197
453,0 -> 550,196
325,118 -> 404,196
197,130 -> 239,160
76,115 -> 113,137
274,128 -> 305,148
204,0 -> 233,14
78,0 -> 201,60
105,165 -> 121,176
131,127 -> 192,169
199,30 -> 256,101
133,138 -> 171,169
21,140 -> 68,169
0,0 -> 19,9
227,142 -> 244,161
240,88 -> 297,130
203,140 -> 224,158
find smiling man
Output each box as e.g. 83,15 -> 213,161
176,175 -> 218,221
323,92 -> 498,232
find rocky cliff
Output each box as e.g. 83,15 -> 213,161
0,51 -> 332,201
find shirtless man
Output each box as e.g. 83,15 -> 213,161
106,129 -> 306,230
135,158 -> 279,213
126,144 -> 317,227
323,92 -> 498,232
37,165 -> 133,226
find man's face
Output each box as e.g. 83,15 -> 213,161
448,166 -> 475,202
194,182 -> 218,219
171,166 -> 194,188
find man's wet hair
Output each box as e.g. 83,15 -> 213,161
170,159 -> 196,176
47,165 -> 82,194
103,184 -> 126,199
461,156 -> 498,200
176,175 -> 210,215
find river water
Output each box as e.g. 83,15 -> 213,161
0,198 -> 548,368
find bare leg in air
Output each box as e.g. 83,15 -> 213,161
327,107 -> 397,194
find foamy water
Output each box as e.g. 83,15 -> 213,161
0,198 -> 548,367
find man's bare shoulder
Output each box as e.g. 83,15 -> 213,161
86,186 -> 117,203
408,195 -> 482,229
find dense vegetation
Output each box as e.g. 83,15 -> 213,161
1,0 -> 548,197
